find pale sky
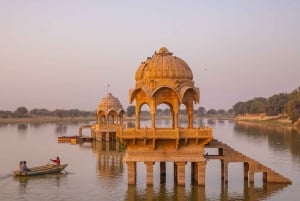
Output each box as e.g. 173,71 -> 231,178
1,0 -> 299,111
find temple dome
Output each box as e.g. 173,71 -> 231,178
97,93 -> 124,114
135,47 -> 193,81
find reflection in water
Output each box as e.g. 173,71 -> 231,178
17,124 -> 28,134
82,132 -> 289,200
14,174 -> 65,195
125,181 -> 288,201
207,119 -> 216,125
91,141 -> 124,178
55,123 -> 68,134
1,121 -> 294,200
234,122 -> 300,159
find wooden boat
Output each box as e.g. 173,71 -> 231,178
70,137 -> 84,144
57,136 -> 78,143
13,163 -> 68,176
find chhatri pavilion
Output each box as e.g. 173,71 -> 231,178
79,47 -> 290,186
117,47 -> 213,185
92,93 -> 125,141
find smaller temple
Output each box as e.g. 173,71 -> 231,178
92,93 -> 125,141
79,93 -> 125,142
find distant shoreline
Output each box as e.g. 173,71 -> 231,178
235,114 -> 300,129
0,116 -> 96,124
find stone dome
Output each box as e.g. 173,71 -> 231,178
97,93 -> 124,114
135,47 -> 193,81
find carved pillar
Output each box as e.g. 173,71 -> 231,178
150,101 -> 156,129
174,110 -> 179,128
160,162 -> 166,184
171,109 -> 175,129
127,162 -> 136,185
120,114 -> 123,126
196,161 -> 206,185
145,162 -> 154,185
136,106 -> 140,129
151,112 -> 156,129
176,162 -> 186,185
187,105 -> 194,128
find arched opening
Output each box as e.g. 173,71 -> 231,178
140,103 -> 150,128
156,103 -> 172,128
107,114 -> 114,125
98,114 -> 106,125
179,104 -> 188,128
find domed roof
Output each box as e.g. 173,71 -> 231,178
135,47 -> 193,81
97,93 -> 124,114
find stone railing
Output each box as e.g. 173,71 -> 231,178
117,127 -> 212,139
94,124 -> 122,132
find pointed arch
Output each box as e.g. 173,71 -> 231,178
129,87 -> 152,104
152,86 -> 181,101
179,86 -> 200,103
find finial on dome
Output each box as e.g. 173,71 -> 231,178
156,47 -> 173,55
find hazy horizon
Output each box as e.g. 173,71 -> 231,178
1,1 -> 299,111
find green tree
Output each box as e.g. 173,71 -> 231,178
287,87 -> 300,123
207,109 -> 217,116
233,102 -> 247,115
217,109 -> 226,115
126,105 -> 135,117
197,107 -> 206,116
265,93 -> 288,116
29,108 -> 51,116
14,106 -> 28,118
248,97 -> 266,114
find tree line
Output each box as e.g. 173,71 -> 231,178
232,86 -> 300,123
0,107 -> 95,118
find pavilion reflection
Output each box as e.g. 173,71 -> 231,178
91,141 -> 124,177
125,180 -> 288,201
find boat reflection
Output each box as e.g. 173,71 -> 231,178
14,173 -> 67,193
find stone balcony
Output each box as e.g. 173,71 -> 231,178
93,124 -> 122,133
117,127 -> 213,149
117,127 -> 212,139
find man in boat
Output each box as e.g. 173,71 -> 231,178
19,161 -> 23,171
22,161 -> 31,171
50,156 -> 60,166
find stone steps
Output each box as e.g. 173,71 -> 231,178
205,138 -> 291,184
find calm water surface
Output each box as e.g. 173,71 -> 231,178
0,120 -> 299,201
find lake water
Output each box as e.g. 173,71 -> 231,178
0,119 -> 299,201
